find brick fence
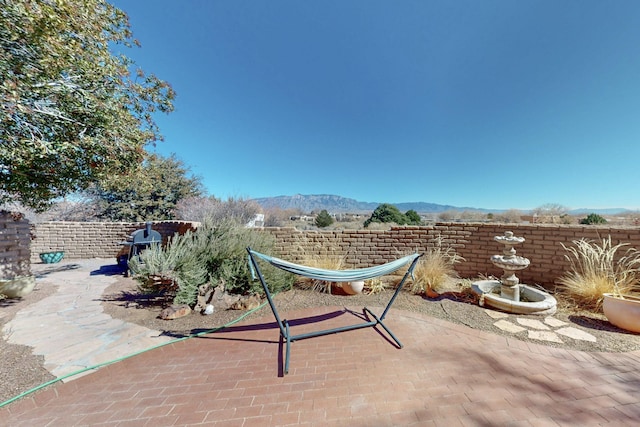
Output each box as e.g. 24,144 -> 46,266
29,221 -> 198,263
268,224 -> 640,288
23,221 -> 640,288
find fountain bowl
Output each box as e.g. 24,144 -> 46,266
471,280 -> 557,315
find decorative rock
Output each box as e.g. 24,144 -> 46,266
493,320 -> 526,333
556,327 -> 597,342
159,304 -> 192,320
528,330 -> 564,343
544,317 -> 568,328
230,294 -> 261,311
194,283 -> 214,313
516,318 -> 550,330
203,304 -> 214,315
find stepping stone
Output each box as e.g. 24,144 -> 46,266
556,327 -> 597,342
485,309 -> 509,319
529,330 -> 564,343
493,320 -> 526,333
544,317 -> 568,328
517,318 -> 550,330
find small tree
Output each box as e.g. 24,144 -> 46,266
580,213 -> 607,225
315,210 -> 334,228
405,209 -> 422,225
89,153 -> 202,221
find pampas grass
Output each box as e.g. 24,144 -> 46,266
410,237 -> 464,295
558,236 -> 640,310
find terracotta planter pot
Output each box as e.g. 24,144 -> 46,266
603,293 -> 640,333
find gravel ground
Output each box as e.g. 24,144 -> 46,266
2,274 -> 640,406
99,276 -> 640,354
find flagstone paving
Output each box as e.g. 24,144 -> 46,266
2,259 -> 172,380
487,309 -> 598,345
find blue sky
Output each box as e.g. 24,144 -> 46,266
111,1 -> 640,210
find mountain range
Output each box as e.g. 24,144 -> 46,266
252,194 -> 634,215
252,194 -> 489,214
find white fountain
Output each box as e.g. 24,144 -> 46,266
472,231 -> 557,315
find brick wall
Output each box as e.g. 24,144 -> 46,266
0,211 -> 31,279
30,221 -> 198,263
268,223 -> 640,288
27,221 -> 640,288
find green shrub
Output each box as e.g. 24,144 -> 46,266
129,233 -> 208,305
315,210 -> 334,228
580,213 -> 607,225
130,218 -> 294,306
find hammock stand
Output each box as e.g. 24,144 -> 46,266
246,247 -> 421,374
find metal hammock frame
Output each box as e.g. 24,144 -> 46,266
246,247 -> 421,374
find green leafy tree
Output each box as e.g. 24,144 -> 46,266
405,209 -> 422,225
0,0 -> 175,211
364,203 -> 408,227
89,153 -> 203,221
580,213 -> 607,225
315,209 -> 334,228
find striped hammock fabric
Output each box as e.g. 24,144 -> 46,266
248,250 -> 420,282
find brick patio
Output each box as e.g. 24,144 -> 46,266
2,306 -> 640,426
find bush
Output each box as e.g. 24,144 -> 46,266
129,235 -> 208,306
410,238 -> 464,295
364,204 -> 408,227
580,213 -> 607,225
130,218 -> 294,306
315,210 -> 334,228
558,236 -> 640,310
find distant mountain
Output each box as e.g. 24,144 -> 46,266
568,208 -> 634,215
252,194 -> 485,214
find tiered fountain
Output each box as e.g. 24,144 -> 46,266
472,231 -> 557,315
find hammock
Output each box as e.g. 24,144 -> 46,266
246,247 -> 421,375
248,250 -> 419,282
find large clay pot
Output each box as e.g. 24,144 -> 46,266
603,293 -> 640,333
342,281 -> 365,295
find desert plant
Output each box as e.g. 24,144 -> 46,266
130,219 -> 293,305
410,238 -> 464,296
558,236 -> 640,310
291,233 -> 348,293
364,277 -> 387,295
192,218 -> 294,295
129,233 -> 208,305
580,213 -> 607,225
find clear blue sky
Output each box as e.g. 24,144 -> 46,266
111,0 -> 640,210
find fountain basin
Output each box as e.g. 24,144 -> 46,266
471,280 -> 557,315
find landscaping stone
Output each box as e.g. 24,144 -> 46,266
159,304 -> 191,320
517,318 -> 550,330
493,319 -> 526,333
556,327 -> 597,342
484,309 -> 509,319
528,330 -> 564,343
544,317 -> 568,328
